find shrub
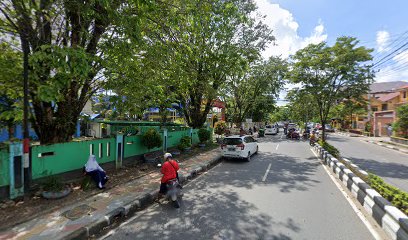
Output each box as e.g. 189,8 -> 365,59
368,174 -> 408,215
318,140 -> 340,158
42,175 -> 64,192
141,128 -> 162,150
198,128 -> 211,143
395,105 -> 408,138
214,121 -> 227,135
178,136 -> 192,150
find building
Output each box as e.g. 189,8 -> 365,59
367,82 -> 408,136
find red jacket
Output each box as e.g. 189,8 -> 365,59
161,160 -> 179,183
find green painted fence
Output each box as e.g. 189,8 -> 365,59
0,147 -> 10,187
167,129 -> 190,148
192,129 -> 200,144
2,127 -> 212,186
31,138 -> 116,179
123,135 -> 161,158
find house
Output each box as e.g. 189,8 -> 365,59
351,81 -> 408,136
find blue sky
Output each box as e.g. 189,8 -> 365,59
268,0 -> 408,46
254,0 -> 408,104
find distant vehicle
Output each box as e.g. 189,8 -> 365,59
277,122 -> 285,128
307,122 -> 315,129
287,123 -> 297,129
265,124 -> 278,135
316,123 -> 322,130
221,135 -> 258,161
325,124 -> 335,132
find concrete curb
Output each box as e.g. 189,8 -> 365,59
314,144 -> 408,240
365,140 -> 408,154
69,154 -> 223,239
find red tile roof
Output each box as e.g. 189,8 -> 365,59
378,92 -> 400,102
399,85 -> 408,89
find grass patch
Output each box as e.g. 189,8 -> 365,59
367,174 -> 408,215
318,140 -> 340,158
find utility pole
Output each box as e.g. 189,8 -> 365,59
21,35 -> 30,192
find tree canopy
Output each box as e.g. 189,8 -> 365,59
288,36 -> 374,140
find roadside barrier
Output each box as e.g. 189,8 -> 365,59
313,144 -> 408,240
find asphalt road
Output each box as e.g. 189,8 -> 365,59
100,134 -> 382,240
327,134 -> 408,193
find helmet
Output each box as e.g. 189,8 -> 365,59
163,153 -> 172,161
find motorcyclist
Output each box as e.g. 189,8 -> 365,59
310,130 -> 316,145
157,153 -> 180,201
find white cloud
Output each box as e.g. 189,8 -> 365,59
375,49 -> 408,82
376,31 -> 390,53
255,0 -> 327,59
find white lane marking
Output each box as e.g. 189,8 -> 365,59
310,148 -> 383,240
262,163 -> 272,182
276,144 -> 279,150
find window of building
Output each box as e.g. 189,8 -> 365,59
382,104 -> 388,111
371,107 -> 378,112
404,91 -> 407,99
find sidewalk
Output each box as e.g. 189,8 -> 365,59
0,149 -> 222,240
363,137 -> 408,154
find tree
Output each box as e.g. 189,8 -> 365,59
0,42 -> 23,138
104,0 -> 274,129
286,89 -> 319,125
288,36 -> 374,141
0,0 -> 147,144
269,106 -> 291,123
225,57 -> 286,126
395,105 -> 408,138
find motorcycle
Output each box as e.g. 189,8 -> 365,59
158,163 -> 183,208
302,131 -> 310,140
286,128 -> 300,140
165,179 -> 183,208
309,138 -> 316,146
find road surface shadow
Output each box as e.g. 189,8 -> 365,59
107,186 -> 298,240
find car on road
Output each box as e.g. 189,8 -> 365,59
221,135 -> 258,161
265,124 -> 278,135
325,124 -> 335,132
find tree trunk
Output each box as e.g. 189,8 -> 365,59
7,122 -> 14,139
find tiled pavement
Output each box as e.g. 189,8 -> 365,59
0,149 -> 222,240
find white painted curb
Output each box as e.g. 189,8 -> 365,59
314,144 -> 408,240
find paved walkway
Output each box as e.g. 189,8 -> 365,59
0,149 -> 221,240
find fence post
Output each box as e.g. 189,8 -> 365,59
116,134 -> 124,169
9,142 -> 24,199
189,128 -> 193,145
163,128 -> 168,152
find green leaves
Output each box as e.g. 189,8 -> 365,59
224,57 -> 286,124
29,45 -> 93,102
288,36 -> 374,139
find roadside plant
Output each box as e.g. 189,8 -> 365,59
198,128 -> 211,143
214,121 -> 227,135
42,175 -> 64,192
141,128 -> 162,151
394,105 -> 408,138
178,136 -> 192,150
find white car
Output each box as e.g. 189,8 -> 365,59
265,124 -> 278,135
221,135 -> 258,161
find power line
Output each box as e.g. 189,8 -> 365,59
372,40 -> 408,68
